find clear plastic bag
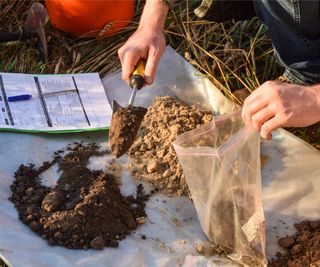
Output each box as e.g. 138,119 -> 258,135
173,111 -> 267,267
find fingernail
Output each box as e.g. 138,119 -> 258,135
145,77 -> 152,84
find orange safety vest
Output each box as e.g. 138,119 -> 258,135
45,0 -> 135,37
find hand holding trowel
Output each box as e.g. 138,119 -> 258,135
109,59 -> 148,158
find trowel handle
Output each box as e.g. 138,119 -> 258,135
130,59 -> 145,90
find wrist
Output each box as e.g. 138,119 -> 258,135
138,0 -> 168,32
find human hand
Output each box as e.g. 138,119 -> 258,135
118,0 -> 168,86
118,26 -> 166,85
242,81 -> 320,139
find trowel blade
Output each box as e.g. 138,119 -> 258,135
112,100 -> 122,114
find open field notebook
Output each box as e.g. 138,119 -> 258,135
0,73 -> 112,133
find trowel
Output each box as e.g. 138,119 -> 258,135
109,59 -> 148,158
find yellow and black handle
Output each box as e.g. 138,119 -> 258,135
129,59 -> 146,90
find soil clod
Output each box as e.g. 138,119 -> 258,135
41,191 -> 64,212
196,244 -> 206,255
90,236 -> 105,250
278,236 -> 295,249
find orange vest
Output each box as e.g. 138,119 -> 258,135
45,0 -> 135,37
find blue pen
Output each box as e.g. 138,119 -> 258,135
7,89 -> 78,102
8,94 -> 32,102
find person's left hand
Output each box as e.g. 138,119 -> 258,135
242,80 -> 320,139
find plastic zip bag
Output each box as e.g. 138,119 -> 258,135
173,111 -> 267,267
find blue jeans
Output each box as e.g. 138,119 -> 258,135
254,0 -> 320,85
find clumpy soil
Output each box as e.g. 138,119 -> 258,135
269,220 -> 320,267
9,143 -> 149,250
128,96 -> 213,196
109,105 -> 147,158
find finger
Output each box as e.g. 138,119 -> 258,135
266,132 -> 272,140
260,115 -> 283,140
251,105 -> 275,132
118,46 -> 124,65
242,81 -> 279,125
242,97 -> 268,127
242,89 -> 264,124
144,48 -> 160,85
121,51 -> 140,84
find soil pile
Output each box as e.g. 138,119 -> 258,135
109,105 -> 147,158
9,143 -> 149,250
269,220 -> 320,267
129,96 -> 213,196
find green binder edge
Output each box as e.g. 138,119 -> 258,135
0,126 -> 109,134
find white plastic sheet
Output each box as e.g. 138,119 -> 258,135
1,46 -> 320,267
0,132 -> 237,267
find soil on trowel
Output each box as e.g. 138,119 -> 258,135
9,143 -> 149,250
128,96 -> 213,196
269,220 -> 320,267
109,105 -> 147,158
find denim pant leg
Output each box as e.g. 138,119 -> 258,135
254,0 -> 320,85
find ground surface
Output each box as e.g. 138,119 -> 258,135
1,1 -> 320,266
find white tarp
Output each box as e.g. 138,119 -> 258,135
1,46 -> 320,267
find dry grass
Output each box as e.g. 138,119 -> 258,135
166,4 -> 282,104
0,1 -> 282,98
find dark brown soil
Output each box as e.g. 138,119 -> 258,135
9,143 -> 149,250
109,105 -> 147,158
269,220 -> 320,267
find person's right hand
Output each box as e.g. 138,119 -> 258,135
118,26 -> 166,86
242,80 -> 320,139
